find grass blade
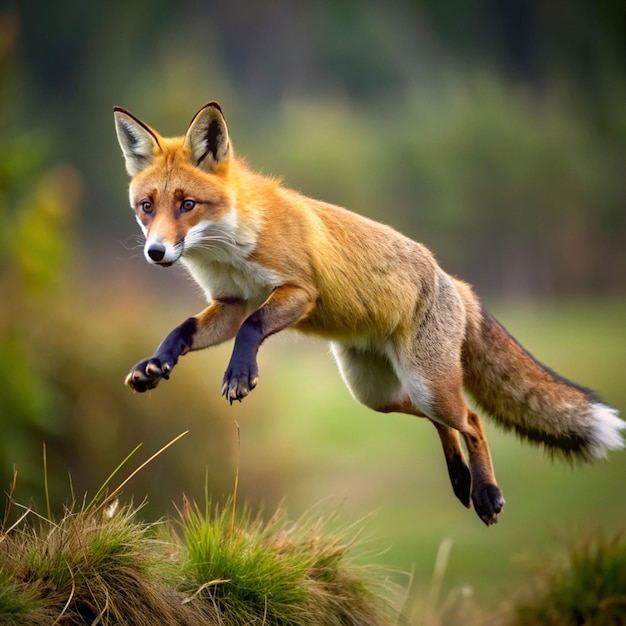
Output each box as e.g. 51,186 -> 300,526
85,442 -> 144,511
100,430 -> 189,507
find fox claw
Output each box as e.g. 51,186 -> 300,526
125,356 -> 175,392
221,363 -> 258,404
222,383 -> 243,405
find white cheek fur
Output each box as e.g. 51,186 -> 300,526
134,213 -> 148,237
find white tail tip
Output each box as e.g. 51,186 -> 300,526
589,403 -> 626,459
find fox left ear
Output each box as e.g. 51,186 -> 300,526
185,102 -> 231,174
113,107 -> 161,176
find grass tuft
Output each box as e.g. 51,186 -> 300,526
1,503 -> 211,625
178,497 -> 394,626
512,530 -> 626,626
0,500 -> 393,625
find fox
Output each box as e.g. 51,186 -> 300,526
113,101 -> 624,525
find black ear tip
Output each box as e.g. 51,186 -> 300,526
206,101 -> 223,114
188,102 -> 227,134
113,105 -> 134,118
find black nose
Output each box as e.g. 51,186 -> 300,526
147,244 -> 166,262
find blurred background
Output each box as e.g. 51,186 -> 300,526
1,0 -> 625,616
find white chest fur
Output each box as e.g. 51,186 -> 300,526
182,253 -> 279,308
179,208 -> 281,307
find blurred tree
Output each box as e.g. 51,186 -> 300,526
6,0 -> 624,293
0,9 -> 81,502
0,11 -> 235,515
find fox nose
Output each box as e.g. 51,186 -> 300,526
147,243 -> 166,262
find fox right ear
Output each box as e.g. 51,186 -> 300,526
113,107 -> 161,176
184,102 -> 231,174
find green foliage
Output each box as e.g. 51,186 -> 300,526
512,531 -> 626,626
6,477 -> 626,626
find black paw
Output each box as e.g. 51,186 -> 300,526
221,359 -> 259,404
125,319 -> 196,392
472,484 -> 505,526
125,355 -> 175,392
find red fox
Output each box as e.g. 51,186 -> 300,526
114,102 -> 624,525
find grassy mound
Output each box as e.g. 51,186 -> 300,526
0,494 -> 394,625
4,435 -> 626,626
511,531 -> 626,626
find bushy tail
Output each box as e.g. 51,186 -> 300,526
461,307 -> 625,462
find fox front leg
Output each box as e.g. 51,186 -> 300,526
222,285 -> 315,403
126,299 -> 248,392
125,318 -> 197,392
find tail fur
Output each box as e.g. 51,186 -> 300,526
462,306 -> 625,462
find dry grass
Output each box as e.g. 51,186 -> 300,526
0,437 -> 397,625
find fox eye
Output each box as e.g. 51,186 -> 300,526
181,199 -> 196,212
140,200 -> 153,214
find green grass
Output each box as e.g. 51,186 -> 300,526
0,467 -> 396,625
1,501 -> 194,625
5,492 -> 626,625
512,531 -> 626,626
179,497 -> 395,625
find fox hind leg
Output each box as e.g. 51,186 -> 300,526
389,309 -> 505,524
461,407 -> 506,525
332,341 -> 504,524
432,423 -> 472,508
330,342 -> 473,510
424,377 -> 505,525
372,396 -> 472,510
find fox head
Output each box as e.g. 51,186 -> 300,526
113,102 -> 238,267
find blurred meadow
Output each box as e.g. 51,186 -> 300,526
1,0 -> 626,619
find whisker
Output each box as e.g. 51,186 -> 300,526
114,236 -> 146,261
117,235 -> 145,251
201,240 -> 237,250
185,233 -> 239,251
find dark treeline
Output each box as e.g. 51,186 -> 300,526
5,0 -> 626,294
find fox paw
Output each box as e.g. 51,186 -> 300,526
125,356 -> 175,392
472,484 -> 505,526
221,360 -> 259,404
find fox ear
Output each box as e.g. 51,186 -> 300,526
113,107 -> 161,176
185,102 -> 231,174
